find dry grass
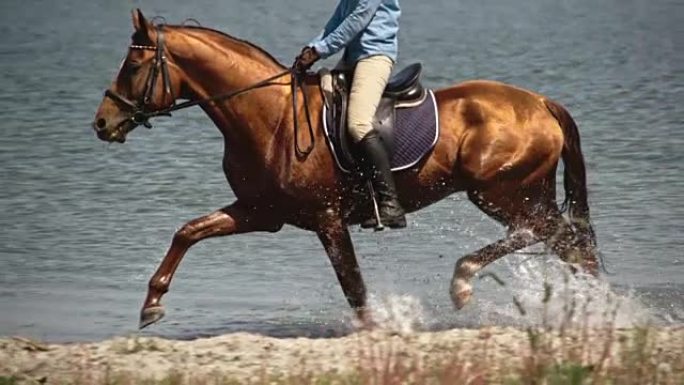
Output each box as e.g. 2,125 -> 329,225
2,324 -> 681,385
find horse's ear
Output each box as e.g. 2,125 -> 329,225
132,9 -> 147,32
131,9 -> 153,44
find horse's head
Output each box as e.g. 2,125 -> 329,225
92,9 -> 182,143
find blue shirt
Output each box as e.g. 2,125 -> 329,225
308,0 -> 401,65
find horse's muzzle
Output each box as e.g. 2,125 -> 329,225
93,119 -> 127,143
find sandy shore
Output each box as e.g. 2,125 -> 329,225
1,327 -> 683,384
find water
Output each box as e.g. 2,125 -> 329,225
0,0 -> 682,342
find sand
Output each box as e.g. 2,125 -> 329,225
1,327 -> 683,384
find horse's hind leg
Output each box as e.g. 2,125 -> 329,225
544,211 -> 599,275
450,224 -> 539,309
450,186 -> 552,309
140,201 -> 283,329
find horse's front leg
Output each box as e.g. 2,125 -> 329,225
316,218 -> 374,329
140,201 -> 282,329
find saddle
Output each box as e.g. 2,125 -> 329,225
323,63 -> 434,172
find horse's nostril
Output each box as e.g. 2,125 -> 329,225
95,118 -> 107,130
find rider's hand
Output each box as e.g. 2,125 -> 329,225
293,46 -> 320,73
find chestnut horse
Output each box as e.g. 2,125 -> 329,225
93,10 -> 597,329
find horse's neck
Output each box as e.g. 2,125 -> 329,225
169,28 -> 288,160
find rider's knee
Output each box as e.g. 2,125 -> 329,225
348,120 -> 373,142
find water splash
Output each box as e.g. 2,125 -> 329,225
492,252 -> 654,328
353,248 -> 658,333
365,293 -> 426,334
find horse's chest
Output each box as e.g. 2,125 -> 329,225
222,156 -> 273,201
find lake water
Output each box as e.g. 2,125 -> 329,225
0,0 -> 682,342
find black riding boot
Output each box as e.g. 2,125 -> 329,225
357,130 -> 407,229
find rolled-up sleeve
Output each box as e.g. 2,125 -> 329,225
309,0 -> 383,59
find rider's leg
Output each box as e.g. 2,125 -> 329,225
348,55 -> 406,229
347,55 -> 394,142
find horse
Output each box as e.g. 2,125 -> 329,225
92,9 -> 598,329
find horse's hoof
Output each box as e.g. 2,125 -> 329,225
139,305 -> 165,329
452,289 -> 472,309
352,308 -> 378,331
359,316 -> 378,331
450,279 -> 472,310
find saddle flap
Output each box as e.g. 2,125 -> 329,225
323,89 -> 439,174
321,63 -> 437,174
373,98 -> 396,155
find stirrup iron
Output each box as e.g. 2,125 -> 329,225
368,180 -> 385,231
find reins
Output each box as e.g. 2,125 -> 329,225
291,71 -> 316,157
153,69 -> 291,117
104,25 -> 316,157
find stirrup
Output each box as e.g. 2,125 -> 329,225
360,181 -> 407,231
367,181 -> 385,232
361,216 -> 382,230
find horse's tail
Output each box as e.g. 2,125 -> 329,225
544,99 -> 598,255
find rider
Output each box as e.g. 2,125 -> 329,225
294,0 -> 406,229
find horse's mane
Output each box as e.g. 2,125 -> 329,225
166,24 -> 286,70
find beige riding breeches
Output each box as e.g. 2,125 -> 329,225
347,55 -> 394,142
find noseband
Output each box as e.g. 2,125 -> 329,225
102,26 -> 315,157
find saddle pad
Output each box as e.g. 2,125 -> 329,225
323,90 -> 439,173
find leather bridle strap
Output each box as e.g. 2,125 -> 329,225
154,70 -> 291,117
104,25 -> 174,130
291,71 -> 315,157
141,25 -> 174,106
156,69 -> 316,158
103,26 -> 316,157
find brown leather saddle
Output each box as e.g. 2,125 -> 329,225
323,63 -> 429,172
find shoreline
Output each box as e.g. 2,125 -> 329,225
2,326 -> 683,384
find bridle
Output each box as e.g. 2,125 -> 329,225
103,25 -> 315,157
104,25 -> 175,130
